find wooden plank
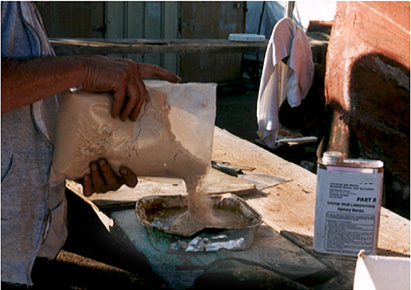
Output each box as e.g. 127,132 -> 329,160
163,2 -> 179,74
105,2 -> 126,59
179,2 -> 245,82
105,2 -> 178,70
125,1 -> 145,63
211,127 -> 410,287
66,126 -> 409,289
67,127 -> 410,258
36,2 -> 105,38
143,2 -> 163,67
212,127 -> 410,253
49,38 -> 268,55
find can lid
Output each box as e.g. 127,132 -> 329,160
321,151 -> 343,165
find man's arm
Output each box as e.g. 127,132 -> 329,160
1,55 -> 181,120
1,56 -> 84,114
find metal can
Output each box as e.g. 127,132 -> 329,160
313,151 -> 384,256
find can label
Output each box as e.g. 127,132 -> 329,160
313,152 -> 383,256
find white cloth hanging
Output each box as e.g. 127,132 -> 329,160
257,17 -> 314,148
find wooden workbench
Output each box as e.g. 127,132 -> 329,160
210,127 -> 410,282
67,127 -> 410,289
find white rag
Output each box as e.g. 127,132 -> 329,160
257,17 -> 314,148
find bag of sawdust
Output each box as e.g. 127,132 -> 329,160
50,80 -> 217,182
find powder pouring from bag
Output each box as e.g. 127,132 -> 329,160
50,81 -> 218,225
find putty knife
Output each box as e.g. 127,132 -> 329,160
211,161 -> 291,190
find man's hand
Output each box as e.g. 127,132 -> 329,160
81,55 -> 181,121
80,158 -> 138,197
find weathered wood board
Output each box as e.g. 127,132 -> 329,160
49,38 -> 268,55
67,127 -> 410,289
210,127 -> 410,286
212,128 -> 410,253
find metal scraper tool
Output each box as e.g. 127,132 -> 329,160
211,161 -> 291,190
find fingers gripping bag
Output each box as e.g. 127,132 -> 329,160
50,80 -> 217,184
